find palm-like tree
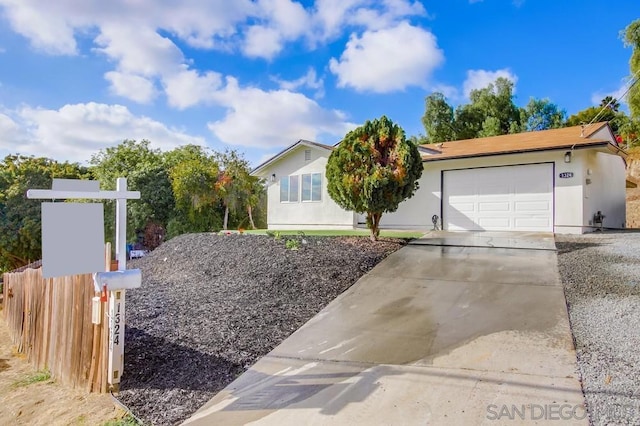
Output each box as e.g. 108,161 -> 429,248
600,96 -> 620,112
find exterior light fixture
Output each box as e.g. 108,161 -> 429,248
271,173 -> 276,182
564,151 -> 572,163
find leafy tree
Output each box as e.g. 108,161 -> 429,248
421,78 -> 564,143
326,116 -> 423,241
620,19 -> 640,147
0,155 -> 88,272
89,139 -> 172,242
243,176 -> 266,229
163,144 -> 210,170
565,105 -> 623,132
214,149 -> 266,230
215,149 -> 252,230
167,146 -> 220,234
520,98 -> 566,131
420,92 -> 456,143
618,116 -> 640,148
624,19 -> 640,119
467,78 -> 522,136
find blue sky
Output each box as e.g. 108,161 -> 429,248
0,0 -> 637,167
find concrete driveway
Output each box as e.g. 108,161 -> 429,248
184,232 -> 586,425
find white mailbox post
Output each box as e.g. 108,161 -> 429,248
27,177 -> 141,389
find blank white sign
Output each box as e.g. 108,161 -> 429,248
42,202 -> 105,278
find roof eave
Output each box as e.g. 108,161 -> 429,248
422,141 -> 612,162
251,140 -> 333,175
606,142 -> 628,159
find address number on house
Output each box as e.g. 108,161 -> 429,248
559,172 -> 574,179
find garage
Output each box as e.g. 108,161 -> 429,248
443,163 -> 554,232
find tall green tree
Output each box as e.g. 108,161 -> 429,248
467,77 -> 521,136
90,139 -> 173,242
420,92 -> 456,143
215,149 -> 266,230
215,149 -> 249,230
620,19 -> 640,147
624,19 -> 640,119
420,78 -> 563,143
600,96 -> 621,112
244,177 -> 266,229
565,104 -> 623,132
167,146 -> 220,236
520,98 -> 566,131
0,155 -> 88,272
326,116 -> 423,241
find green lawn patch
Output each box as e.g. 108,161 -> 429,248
244,229 -> 425,239
11,369 -> 52,388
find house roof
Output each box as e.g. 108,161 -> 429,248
420,122 -> 626,161
251,139 -> 334,175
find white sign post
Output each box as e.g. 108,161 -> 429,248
27,178 -> 140,390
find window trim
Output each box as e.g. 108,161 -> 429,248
301,172 -> 322,202
279,175 -> 299,203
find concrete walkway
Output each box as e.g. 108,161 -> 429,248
184,232 -> 586,425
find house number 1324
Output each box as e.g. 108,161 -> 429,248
113,303 -> 121,345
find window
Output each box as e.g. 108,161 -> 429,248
280,175 -> 299,202
301,173 -> 322,202
304,149 -> 311,161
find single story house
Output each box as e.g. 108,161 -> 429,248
252,122 -> 627,234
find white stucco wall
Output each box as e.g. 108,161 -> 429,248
256,144 -> 356,230
582,151 -> 626,230
381,148 -> 626,234
257,138 -> 625,234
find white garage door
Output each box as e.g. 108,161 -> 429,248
443,163 -> 553,232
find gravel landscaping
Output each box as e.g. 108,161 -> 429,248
117,233 -> 407,425
556,232 -> 640,425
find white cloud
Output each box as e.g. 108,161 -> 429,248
242,0 -> 311,59
0,0 -> 256,54
348,0 -> 426,31
0,103 -> 205,163
0,111 -> 27,144
312,0 -> 426,41
208,77 -> 355,148
591,82 -> 628,107
95,25 -> 184,77
463,69 -> 518,98
0,0 -> 433,108
430,83 -> 460,100
329,22 -> 444,93
312,0 -> 365,40
105,72 -> 157,104
259,0 -> 310,38
271,68 -> 324,98
242,25 -> 284,59
0,0 -> 430,65
163,69 -> 224,109
0,0 -> 79,55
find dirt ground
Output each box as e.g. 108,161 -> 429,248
0,305 -> 125,426
627,188 -> 640,228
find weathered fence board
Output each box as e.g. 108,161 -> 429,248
1,245 -> 113,392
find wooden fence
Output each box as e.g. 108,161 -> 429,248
1,245 -> 113,393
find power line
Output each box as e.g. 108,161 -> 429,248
584,68 -> 640,131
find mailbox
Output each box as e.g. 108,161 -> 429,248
93,269 -> 142,292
